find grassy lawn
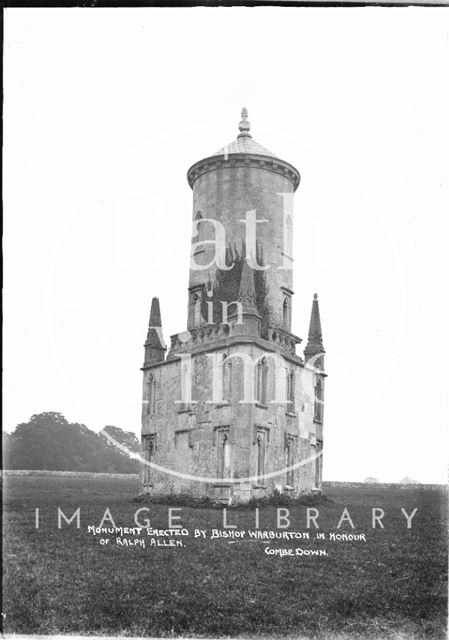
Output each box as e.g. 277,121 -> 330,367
2,475 -> 447,639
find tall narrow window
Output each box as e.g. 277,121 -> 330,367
195,211 -> 203,226
286,370 -> 295,413
309,444 -> 316,486
178,358 -> 193,412
218,432 -> 231,479
256,357 -> 268,405
283,297 -> 291,331
193,293 -> 202,327
143,436 -> 155,484
314,377 -> 323,423
256,433 -> 265,483
222,355 -> 232,403
315,440 -> 323,488
256,364 -> 262,403
147,374 -> 156,416
193,212 -> 204,251
286,436 -> 295,487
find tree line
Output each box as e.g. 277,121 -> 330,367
2,412 -> 141,473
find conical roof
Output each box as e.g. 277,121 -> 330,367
213,137 -> 278,158
213,107 -> 278,159
187,108 -> 300,191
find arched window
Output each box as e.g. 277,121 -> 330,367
222,354 -> 232,403
193,211 -> 208,255
286,436 -> 295,487
310,443 -> 320,488
314,440 -> 322,488
283,298 -> 288,330
314,377 -> 323,423
256,357 -> 268,405
147,374 -> 156,416
143,435 -> 156,484
219,432 -> 231,479
193,293 -> 202,327
256,433 -> 265,483
194,212 -> 203,240
287,370 -> 295,413
283,296 -> 291,331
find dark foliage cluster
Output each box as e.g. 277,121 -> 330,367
134,492 -> 217,508
247,488 -> 333,508
200,241 -> 271,336
2,412 -> 140,474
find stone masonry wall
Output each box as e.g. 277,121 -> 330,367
141,341 -> 321,502
189,164 -> 295,330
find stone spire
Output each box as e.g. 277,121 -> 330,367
231,259 -> 261,337
237,107 -> 252,139
304,293 -> 325,366
144,297 -> 166,366
149,296 -> 162,327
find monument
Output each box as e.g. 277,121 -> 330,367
141,109 -> 325,503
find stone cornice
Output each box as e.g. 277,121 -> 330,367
141,334 -> 304,371
187,153 -> 301,192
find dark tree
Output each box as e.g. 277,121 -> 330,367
3,412 -> 140,473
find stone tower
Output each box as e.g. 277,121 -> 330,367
141,109 -> 325,503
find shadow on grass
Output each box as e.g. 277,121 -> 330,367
133,489 -> 333,509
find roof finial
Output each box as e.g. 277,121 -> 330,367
314,293 -> 318,301
238,107 -> 252,139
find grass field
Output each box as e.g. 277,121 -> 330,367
2,475 -> 447,639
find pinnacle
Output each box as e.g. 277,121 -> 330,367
238,260 -> 259,316
149,297 -> 162,328
304,294 -> 325,357
146,297 -> 165,350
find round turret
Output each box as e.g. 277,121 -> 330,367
186,109 -> 301,332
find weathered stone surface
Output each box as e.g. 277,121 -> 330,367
141,111 -> 325,503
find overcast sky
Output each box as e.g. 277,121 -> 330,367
4,7 -> 449,483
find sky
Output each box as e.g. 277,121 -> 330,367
3,7 -> 449,483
